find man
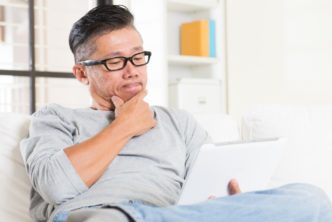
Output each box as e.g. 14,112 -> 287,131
20,5 -> 332,222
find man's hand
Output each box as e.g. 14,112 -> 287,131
207,179 -> 242,201
111,90 -> 156,137
228,178 -> 241,195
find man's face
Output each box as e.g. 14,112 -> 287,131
83,27 -> 148,107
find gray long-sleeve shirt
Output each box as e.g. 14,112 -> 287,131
20,104 -> 209,222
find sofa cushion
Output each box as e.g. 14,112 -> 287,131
193,113 -> 240,143
0,112 -> 31,221
241,105 -> 332,200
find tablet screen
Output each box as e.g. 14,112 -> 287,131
177,138 -> 285,205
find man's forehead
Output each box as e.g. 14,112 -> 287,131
108,46 -> 144,56
94,46 -> 143,59
93,28 -> 144,57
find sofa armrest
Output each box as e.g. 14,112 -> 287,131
0,112 -> 32,221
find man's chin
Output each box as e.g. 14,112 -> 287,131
122,90 -> 143,102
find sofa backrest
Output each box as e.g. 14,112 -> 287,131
0,112 -> 31,221
193,113 -> 240,143
242,105 -> 332,200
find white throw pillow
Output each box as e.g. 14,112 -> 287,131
0,112 -> 31,222
241,105 -> 332,200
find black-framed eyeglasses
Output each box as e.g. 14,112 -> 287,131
79,51 -> 152,72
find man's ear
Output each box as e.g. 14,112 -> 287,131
72,64 -> 89,85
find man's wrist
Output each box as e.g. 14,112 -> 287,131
110,116 -> 136,139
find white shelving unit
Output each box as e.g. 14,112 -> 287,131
167,0 -> 218,12
168,55 -> 218,66
130,0 -> 226,112
166,0 -> 226,113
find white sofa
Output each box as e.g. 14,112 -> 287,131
1,105 -> 332,221
242,105 -> 332,201
0,113 -> 31,221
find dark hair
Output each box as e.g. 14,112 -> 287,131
69,5 -> 135,62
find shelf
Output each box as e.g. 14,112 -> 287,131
168,55 -> 218,66
167,0 -> 218,12
164,0 -> 225,112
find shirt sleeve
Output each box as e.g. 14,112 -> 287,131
174,110 -> 212,179
20,105 -> 88,205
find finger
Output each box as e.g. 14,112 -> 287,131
111,96 -> 124,109
228,179 -> 241,195
208,195 -> 216,200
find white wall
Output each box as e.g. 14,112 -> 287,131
226,0 -> 332,119
130,1 -> 168,107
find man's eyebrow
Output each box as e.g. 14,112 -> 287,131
132,46 -> 144,52
102,51 -> 121,58
102,47 -> 144,58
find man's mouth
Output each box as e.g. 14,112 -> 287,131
122,82 -> 142,93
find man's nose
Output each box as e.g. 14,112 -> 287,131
122,61 -> 138,79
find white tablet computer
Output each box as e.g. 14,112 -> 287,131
177,137 -> 285,205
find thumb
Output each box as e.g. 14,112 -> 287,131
228,179 -> 241,195
111,96 -> 124,109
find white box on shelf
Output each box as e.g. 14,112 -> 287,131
169,78 -> 222,113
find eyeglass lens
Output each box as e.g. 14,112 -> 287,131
105,52 -> 148,71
